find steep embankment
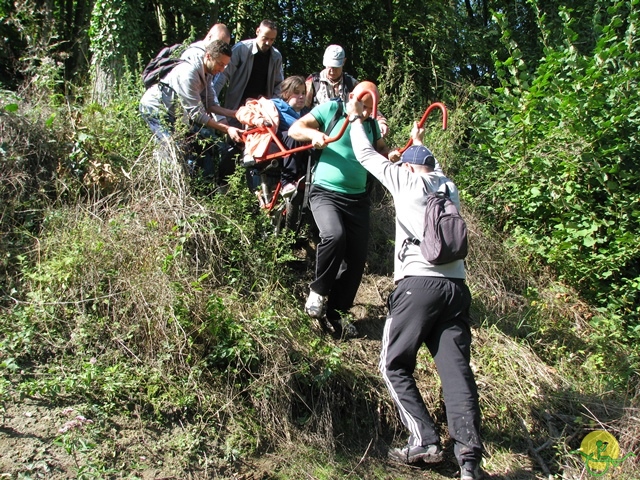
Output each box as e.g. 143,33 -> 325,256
1,98 -> 638,478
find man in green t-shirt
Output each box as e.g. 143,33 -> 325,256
288,82 -> 388,337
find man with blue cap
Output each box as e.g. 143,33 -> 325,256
348,99 -> 484,480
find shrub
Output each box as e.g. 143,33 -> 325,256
459,3 -> 640,377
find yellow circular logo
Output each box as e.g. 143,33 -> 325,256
579,430 -> 620,473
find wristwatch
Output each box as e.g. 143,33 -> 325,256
348,113 -> 364,123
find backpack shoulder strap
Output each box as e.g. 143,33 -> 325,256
435,181 -> 448,195
363,116 -> 380,147
310,100 -> 345,170
324,100 -> 345,136
343,73 -> 358,93
311,72 -> 321,101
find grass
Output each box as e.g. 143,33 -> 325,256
1,87 -> 639,479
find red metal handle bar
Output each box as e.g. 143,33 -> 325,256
241,86 -> 379,162
398,102 -> 448,154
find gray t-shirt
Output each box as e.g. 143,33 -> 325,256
350,122 -> 466,282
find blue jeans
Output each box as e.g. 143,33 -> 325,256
140,105 -> 173,143
140,106 -> 219,179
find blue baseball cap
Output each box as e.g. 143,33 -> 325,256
400,145 -> 436,168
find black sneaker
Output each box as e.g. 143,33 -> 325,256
460,461 -> 483,480
388,444 -> 443,464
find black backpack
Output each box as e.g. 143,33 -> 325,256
141,43 -> 187,89
407,182 -> 468,265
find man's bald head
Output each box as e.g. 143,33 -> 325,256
350,81 -> 379,119
204,23 -> 231,44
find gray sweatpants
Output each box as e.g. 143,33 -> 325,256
379,275 -> 483,466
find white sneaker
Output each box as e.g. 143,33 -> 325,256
242,153 -> 255,167
305,290 -> 326,318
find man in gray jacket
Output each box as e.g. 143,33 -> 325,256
348,101 -> 484,480
213,19 -> 284,119
178,24 -> 238,179
180,24 -> 237,124
140,40 -> 241,142
140,40 -> 243,179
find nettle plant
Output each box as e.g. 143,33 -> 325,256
465,2 -> 640,373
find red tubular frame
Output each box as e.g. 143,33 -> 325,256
240,87 -> 379,214
239,86 -> 379,163
398,102 -> 448,154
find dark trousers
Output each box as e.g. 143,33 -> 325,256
308,185 -> 370,320
141,107 -> 221,180
186,125 -> 218,179
380,276 -> 482,466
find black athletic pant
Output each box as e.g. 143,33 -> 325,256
379,275 -> 483,466
308,185 -> 370,320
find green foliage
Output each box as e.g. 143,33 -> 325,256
209,169 -> 300,291
2,77 -> 390,471
89,0 -> 146,73
0,0 -> 25,88
4,1 -> 640,477
203,296 -> 260,373
461,0 -> 640,374
52,411 -> 119,479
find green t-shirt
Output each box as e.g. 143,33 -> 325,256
311,101 -> 380,194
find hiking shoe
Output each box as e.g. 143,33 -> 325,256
242,153 -> 256,167
316,317 -> 335,334
280,183 -> 296,198
305,290 -> 326,318
460,462 -> 483,480
328,318 -> 358,339
388,444 -> 443,465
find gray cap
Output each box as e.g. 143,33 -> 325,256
323,45 -> 345,67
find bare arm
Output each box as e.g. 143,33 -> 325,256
304,76 -> 314,109
288,112 -> 329,149
204,117 -> 242,143
376,112 -> 389,137
375,137 -> 390,158
209,105 -> 237,118
387,121 -> 425,161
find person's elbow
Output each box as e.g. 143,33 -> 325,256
287,120 -> 304,140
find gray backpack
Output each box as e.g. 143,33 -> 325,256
409,182 -> 468,265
